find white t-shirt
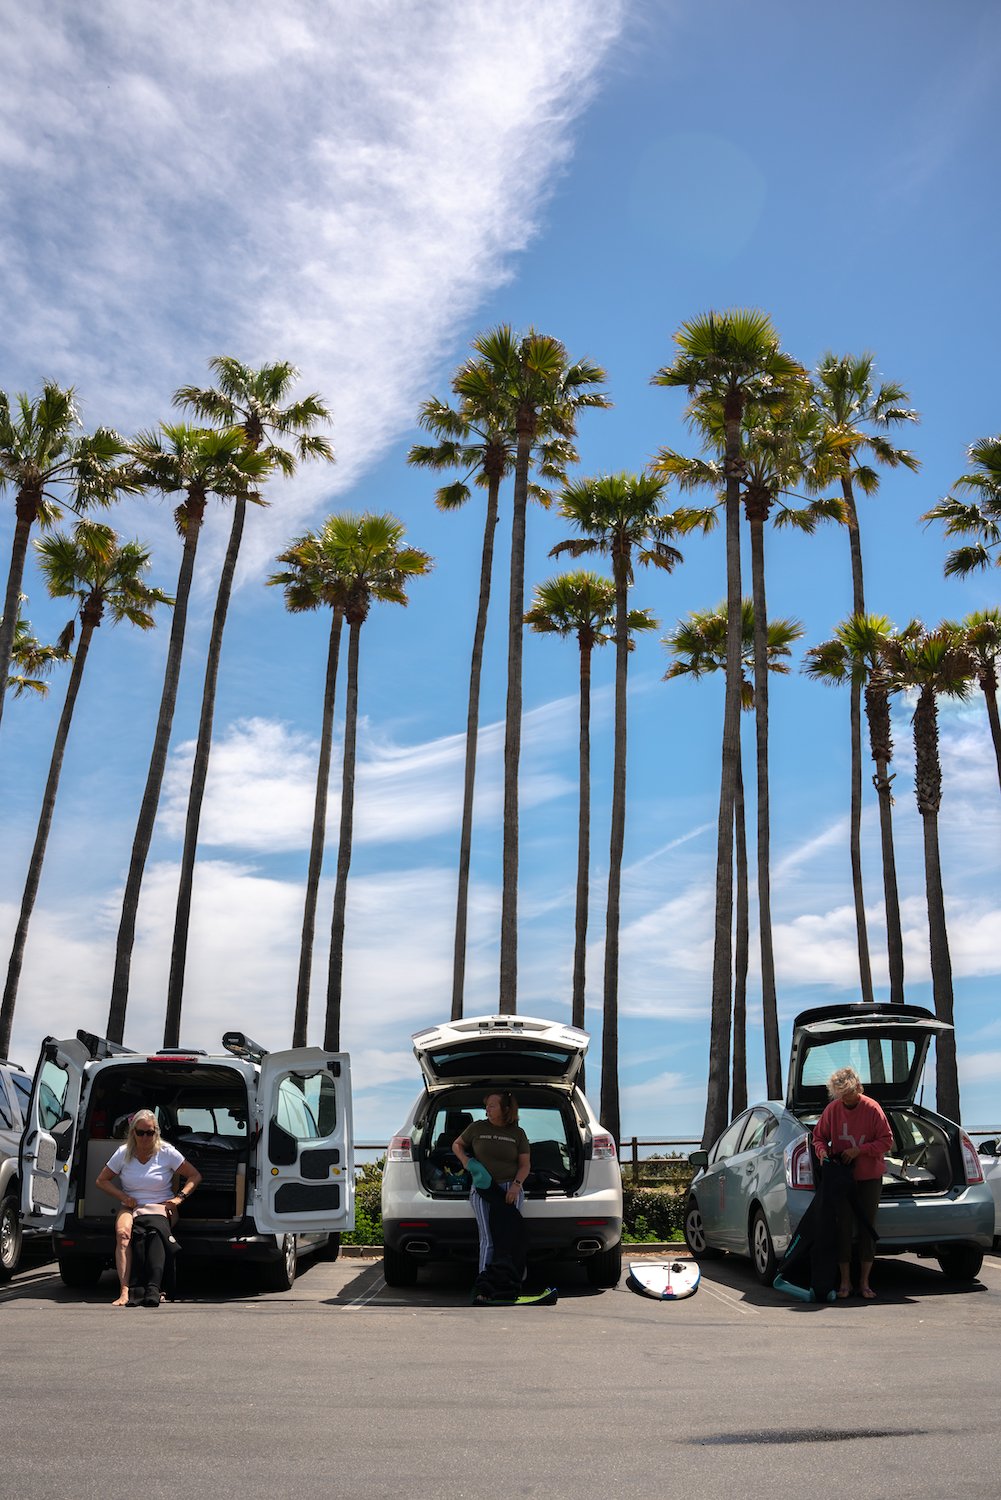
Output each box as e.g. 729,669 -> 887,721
107,1143 -> 185,1205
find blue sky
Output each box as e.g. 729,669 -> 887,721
1,0 -> 999,1141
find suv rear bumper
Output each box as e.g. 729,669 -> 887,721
383,1212 -> 622,1263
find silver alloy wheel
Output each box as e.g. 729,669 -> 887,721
751,1210 -> 775,1282
684,1199 -> 708,1254
283,1234 -> 297,1283
0,1197 -> 17,1270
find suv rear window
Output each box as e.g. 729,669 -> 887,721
425,1045 -> 577,1079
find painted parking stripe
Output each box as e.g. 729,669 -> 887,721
697,1279 -> 760,1316
343,1273 -> 388,1309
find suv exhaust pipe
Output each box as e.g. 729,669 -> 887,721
576,1237 -> 602,1253
404,1240 -> 430,1256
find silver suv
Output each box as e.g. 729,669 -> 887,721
381,1014 -> 624,1288
0,1057 -> 33,1279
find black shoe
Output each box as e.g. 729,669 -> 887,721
142,1288 -> 161,1308
127,1287 -> 144,1307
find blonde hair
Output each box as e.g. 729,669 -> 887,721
124,1109 -> 162,1162
827,1067 -> 864,1100
484,1091 -> 519,1126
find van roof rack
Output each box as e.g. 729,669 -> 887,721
222,1032 -> 269,1065
0,1057 -> 25,1070
76,1030 -> 138,1060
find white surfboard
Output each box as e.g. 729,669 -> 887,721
628,1258 -> 701,1300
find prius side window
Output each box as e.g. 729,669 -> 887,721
711,1114 -> 749,1163
739,1111 -> 776,1153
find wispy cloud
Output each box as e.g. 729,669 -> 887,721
0,0 -> 625,579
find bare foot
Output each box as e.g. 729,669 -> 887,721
111,1290 -> 129,1307
836,1285 -> 851,1300
861,1286 -> 876,1300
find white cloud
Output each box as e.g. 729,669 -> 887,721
958,1051 -> 1001,1087
160,697 -> 579,851
0,0 -> 625,580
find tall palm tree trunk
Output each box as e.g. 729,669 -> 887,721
977,668 -> 1001,794
601,550 -> 630,1144
747,510 -> 781,1097
163,498 -> 245,1047
107,502 -> 204,1042
293,608 -> 343,1047
451,474 -> 501,1020
571,636 -> 592,1032
732,739 -> 748,1117
913,688 -> 960,1120
499,418 -> 533,1013
841,478 -> 875,1003
325,617 -> 362,1051
703,397 -> 743,1147
0,612 -> 96,1054
0,499 -> 36,732
865,675 -> 905,1004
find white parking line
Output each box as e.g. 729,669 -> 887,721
342,1274 -> 388,1309
697,1279 -> 760,1316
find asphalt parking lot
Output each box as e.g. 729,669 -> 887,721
4,1245 -> 1000,1500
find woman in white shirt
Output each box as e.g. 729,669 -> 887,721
96,1109 -> 201,1306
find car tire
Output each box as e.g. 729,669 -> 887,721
260,1234 -> 298,1292
936,1246 -> 984,1282
0,1191 -> 23,1281
683,1197 -> 721,1260
317,1232 -> 341,1262
57,1253 -> 106,1288
750,1208 -> 777,1285
382,1244 -> 419,1287
585,1240 -> 623,1288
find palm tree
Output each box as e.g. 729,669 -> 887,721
652,311 -> 804,1146
106,425 -> 271,1044
3,600 -> 68,698
880,625 -> 974,1122
0,383 -> 135,732
805,615 -> 906,1005
956,609 -> 1001,791
163,361 -> 334,1046
922,435 -> 1001,577
408,381 -> 573,1020
454,327 -> 609,1013
318,514 -> 433,1050
551,473 -> 679,1144
267,530 -> 350,1047
808,355 -> 921,1006
0,522 -> 171,1054
664,601 -> 803,1115
525,571 -> 655,1035
653,394 -> 834,1099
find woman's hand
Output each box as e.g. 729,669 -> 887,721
122,1195 -> 138,1210
842,1146 -> 860,1162
505,1185 -> 521,1205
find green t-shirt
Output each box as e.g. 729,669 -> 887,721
459,1119 -> 530,1184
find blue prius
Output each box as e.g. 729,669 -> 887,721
683,1003 -> 993,1286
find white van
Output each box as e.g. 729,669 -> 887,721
20,1029 -> 354,1292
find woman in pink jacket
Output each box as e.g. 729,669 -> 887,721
813,1066 -> 893,1300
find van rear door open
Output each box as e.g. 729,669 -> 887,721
20,1036 -> 89,1229
252,1049 -> 355,1234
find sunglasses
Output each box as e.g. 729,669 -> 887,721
134,1127 -> 155,1137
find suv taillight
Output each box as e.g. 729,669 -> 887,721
591,1133 -> 615,1160
387,1135 -> 413,1162
785,1137 -> 814,1190
960,1132 -> 984,1185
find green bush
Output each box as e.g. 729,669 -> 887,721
621,1185 -> 688,1242
342,1159 -> 384,1245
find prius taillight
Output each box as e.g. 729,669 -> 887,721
960,1132 -> 984,1185
387,1135 -> 413,1162
785,1137 -> 815,1190
591,1134 -> 616,1160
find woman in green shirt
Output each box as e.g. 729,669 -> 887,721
453,1092 -> 531,1273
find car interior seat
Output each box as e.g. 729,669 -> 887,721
436,1110 -> 474,1149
